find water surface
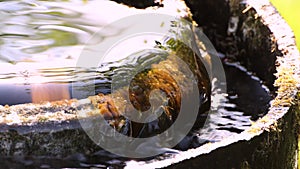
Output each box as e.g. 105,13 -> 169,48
0,0 -> 272,168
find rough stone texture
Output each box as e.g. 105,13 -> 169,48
186,0 -> 279,91
125,0 -> 300,168
0,0 -> 211,157
161,106 -> 299,169
0,0 -> 299,168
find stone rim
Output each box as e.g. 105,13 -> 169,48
124,0 -> 300,168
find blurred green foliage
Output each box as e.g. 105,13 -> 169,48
270,0 -> 300,50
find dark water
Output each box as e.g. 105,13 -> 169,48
0,0 -> 272,168
196,62 -> 271,143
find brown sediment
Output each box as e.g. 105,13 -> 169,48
128,68 -> 181,114
0,35 -> 211,140
88,48 -> 211,137
0,0 -> 210,157
91,93 -> 121,120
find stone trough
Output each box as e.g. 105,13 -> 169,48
0,0 -> 299,168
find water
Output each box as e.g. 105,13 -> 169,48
0,1 -> 98,62
0,0 -> 139,105
0,0 -> 96,104
0,0 -> 171,105
0,0 -> 272,168
0,61 -> 272,168
196,62 -> 271,143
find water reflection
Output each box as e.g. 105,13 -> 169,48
0,0 -> 135,104
0,0 -> 163,101
0,1 -> 273,168
196,63 -> 271,142
0,0 -> 100,63
0,62 -> 272,168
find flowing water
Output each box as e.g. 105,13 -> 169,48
0,0 -> 272,168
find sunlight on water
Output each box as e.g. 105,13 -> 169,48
0,0 -> 158,85
0,1 -> 95,62
0,1 -> 273,168
0,0 -> 133,105
0,0 -> 166,106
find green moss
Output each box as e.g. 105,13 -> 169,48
38,117 -> 49,122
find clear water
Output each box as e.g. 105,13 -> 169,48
0,0 -> 272,168
0,0 -> 131,105
0,0 -> 99,63
0,0 -> 168,105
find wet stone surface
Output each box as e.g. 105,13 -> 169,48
0,59 -> 272,168
0,0 -> 274,168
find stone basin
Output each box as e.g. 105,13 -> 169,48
0,0 -> 299,168
130,0 -> 300,168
